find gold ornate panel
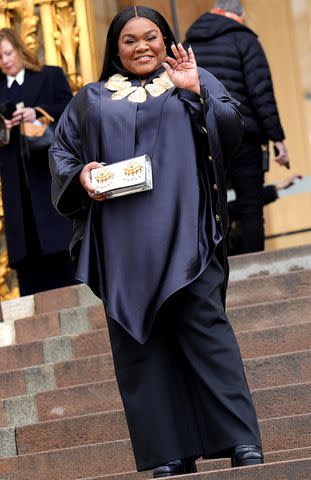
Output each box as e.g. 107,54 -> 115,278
0,0 -> 98,92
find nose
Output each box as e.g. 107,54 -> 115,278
135,40 -> 149,51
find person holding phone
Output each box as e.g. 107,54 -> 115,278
0,28 -> 74,295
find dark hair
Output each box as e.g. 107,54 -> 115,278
99,6 -> 176,81
0,28 -> 42,72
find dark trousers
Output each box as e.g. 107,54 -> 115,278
227,139 -> 265,254
15,251 -> 76,296
107,250 -> 261,471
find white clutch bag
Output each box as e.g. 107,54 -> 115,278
90,154 -> 153,199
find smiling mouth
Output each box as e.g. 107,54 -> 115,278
135,56 -> 154,62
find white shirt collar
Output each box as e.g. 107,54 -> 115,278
7,69 -> 25,88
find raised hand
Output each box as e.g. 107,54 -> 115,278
162,43 -> 200,94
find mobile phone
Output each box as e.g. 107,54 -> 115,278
0,101 -> 16,119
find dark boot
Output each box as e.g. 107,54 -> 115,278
153,458 -> 197,478
231,445 -> 264,467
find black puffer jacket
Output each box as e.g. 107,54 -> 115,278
185,13 -> 285,143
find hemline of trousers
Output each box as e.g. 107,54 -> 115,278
107,247 -> 262,471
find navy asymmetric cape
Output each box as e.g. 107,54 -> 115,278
49,67 -> 243,343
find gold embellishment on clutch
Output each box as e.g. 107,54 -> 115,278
94,170 -> 115,184
124,161 -> 144,176
105,72 -> 174,103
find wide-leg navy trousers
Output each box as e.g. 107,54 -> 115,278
107,249 -> 262,471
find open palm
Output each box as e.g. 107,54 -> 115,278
163,43 -> 200,94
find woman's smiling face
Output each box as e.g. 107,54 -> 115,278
118,17 -> 166,78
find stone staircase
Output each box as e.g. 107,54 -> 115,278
0,244 -> 310,480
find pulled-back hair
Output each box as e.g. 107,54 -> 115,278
99,6 -> 176,81
0,28 -> 42,72
213,0 -> 244,16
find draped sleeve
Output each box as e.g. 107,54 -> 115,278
49,88 -> 92,218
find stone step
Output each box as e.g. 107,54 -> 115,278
1,340 -> 310,410
0,328 -> 111,374
244,349 -> 311,389
0,285 -> 309,352
82,457 -> 311,480
1,272 -> 310,349
54,347 -> 311,391
51,319 -> 311,361
228,295 -> 311,332
6,315 -> 304,373
13,408 -> 311,456
228,243 -> 311,282
82,448 -> 311,479
237,321 -> 311,358
81,446 -> 311,479
227,269 -> 311,308
0,437 -> 310,480
0,295 -> 309,375
0,284 -> 101,323
1,377 -> 310,429
0,303 -> 106,348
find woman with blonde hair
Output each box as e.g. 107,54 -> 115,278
0,28 -> 74,295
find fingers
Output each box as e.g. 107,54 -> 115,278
79,162 -> 106,200
88,192 -> 108,201
187,45 -> 197,66
12,107 -> 36,124
79,162 -> 100,188
170,42 -> 196,64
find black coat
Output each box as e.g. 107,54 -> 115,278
185,13 -> 285,143
0,66 -> 73,267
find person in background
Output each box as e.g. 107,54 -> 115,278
0,28 -> 74,296
50,6 -> 263,477
227,174 -> 303,255
185,0 -> 289,254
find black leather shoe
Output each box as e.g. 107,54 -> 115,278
231,445 -> 264,467
153,458 -> 197,478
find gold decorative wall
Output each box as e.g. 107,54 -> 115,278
0,0 -> 98,91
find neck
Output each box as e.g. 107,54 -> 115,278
211,8 -> 245,25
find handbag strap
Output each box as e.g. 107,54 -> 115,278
34,106 -> 54,123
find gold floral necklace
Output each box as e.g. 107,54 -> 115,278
105,71 -> 175,103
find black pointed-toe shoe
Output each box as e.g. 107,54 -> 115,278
153,458 -> 197,478
231,445 -> 264,467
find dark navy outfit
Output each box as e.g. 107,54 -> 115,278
49,66 -> 262,471
0,66 -> 74,295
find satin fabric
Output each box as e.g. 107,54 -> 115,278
49,67 -> 243,343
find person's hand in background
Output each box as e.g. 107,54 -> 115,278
274,140 -> 290,169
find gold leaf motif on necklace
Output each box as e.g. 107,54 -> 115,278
111,86 -> 137,100
145,83 -> 166,97
128,87 -> 147,103
105,72 -> 174,103
106,74 -> 131,92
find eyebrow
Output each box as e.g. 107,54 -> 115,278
121,29 -> 158,39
